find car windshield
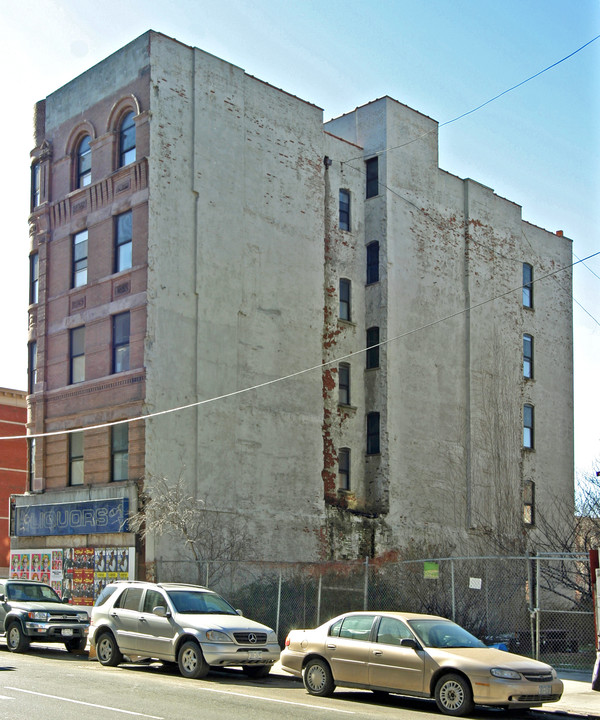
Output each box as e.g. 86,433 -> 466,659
166,590 -> 237,615
7,583 -> 62,603
408,619 -> 486,649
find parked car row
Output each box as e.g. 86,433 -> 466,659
0,578 -> 564,717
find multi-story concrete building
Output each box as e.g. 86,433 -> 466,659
15,31 -> 573,590
0,388 -> 27,572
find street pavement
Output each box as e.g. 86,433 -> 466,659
271,662 -> 600,719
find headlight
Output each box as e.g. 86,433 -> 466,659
205,630 -> 232,643
490,668 -> 522,680
77,612 -> 88,622
266,631 -> 278,643
28,611 -> 49,621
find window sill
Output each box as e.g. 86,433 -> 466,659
337,318 -> 357,328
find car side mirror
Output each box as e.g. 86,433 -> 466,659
153,606 -> 170,617
400,638 -> 420,650
0,594 -> 5,603
236,609 -> 244,616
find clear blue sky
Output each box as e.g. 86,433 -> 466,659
0,0 -> 598,474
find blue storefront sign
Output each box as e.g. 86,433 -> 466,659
14,498 -> 130,537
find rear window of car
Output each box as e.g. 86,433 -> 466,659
94,585 -> 118,607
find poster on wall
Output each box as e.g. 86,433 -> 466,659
9,547 -> 135,606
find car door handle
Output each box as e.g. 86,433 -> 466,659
373,650 -> 383,655
139,616 -> 147,622
326,643 -> 336,649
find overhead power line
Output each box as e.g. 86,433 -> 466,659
2,250 -> 597,442
344,33 -> 600,163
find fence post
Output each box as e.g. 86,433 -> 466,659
276,568 -> 282,638
205,561 -> 209,587
451,559 -> 456,622
363,556 -> 369,610
317,573 -> 322,627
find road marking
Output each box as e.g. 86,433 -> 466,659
0,696 -> 14,700
193,685 -> 355,714
4,688 -> 163,718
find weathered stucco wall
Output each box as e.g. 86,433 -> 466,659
144,34 -> 327,562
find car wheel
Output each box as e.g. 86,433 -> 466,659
6,623 -> 30,653
96,632 -> 123,667
434,673 -> 474,716
177,640 -> 209,679
303,657 -> 335,697
243,665 -> 271,679
65,637 -> 87,653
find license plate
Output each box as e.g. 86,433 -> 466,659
539,684 -> 551,696
61,628 -> 74,637
248,651 -> 263,660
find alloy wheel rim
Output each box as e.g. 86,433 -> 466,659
440,680 -> 464,710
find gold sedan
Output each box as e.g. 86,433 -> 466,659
281,611 -> 563,716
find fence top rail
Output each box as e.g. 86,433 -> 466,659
158,553 -> 590,567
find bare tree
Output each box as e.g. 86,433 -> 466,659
129,473 -> 252,584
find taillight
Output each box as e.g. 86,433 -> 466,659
285,635 -> 291,647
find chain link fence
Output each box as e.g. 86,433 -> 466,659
155,553 -> 596,674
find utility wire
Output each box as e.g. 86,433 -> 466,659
2,250 -> 597,442
344,33 -> 600,164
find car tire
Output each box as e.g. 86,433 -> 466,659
178,640 -> 209,679
65,637 -> 87,653
243,665 -> 271,679
6,623 -> 30,653
434,673 -> 474,716
303,657 -> 335,697
96,631 -> 123,667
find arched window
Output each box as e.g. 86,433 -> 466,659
77,135 -> 91,187
119,111 -> 136,167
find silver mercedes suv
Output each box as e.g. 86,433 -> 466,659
89,581 -> 280,679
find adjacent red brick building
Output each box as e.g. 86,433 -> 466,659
0,388 -> 27,572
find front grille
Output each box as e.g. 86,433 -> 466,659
48,613 -> 85,623
233,632 -> 267,645
522,671 -> 553,683
516,694 -> 561,702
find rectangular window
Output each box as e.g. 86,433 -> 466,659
113,312 -> 130,373
70,326 -> 85,384
523,334 -> 533,379
366,157 -> 378,198
28,341 -> 37,394
367,412 -> 380,455
339,278 -> 351,321
523,404 -> 534,449
30,253 -> 39,305
366,327 -> 380,369
69,431 -> 84,486
523,481 -> 535,525
111,424 -> 129,482
339,189 -> 350,231
115,211 -> 133,273
72,230 -> 88,288
523,263 -> 533,308
31,162 -> 41,209
339,363 -> 350,405
367,241 -> 379,284
338,448 -> 350,491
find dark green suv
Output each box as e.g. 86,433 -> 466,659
0,579 -> 89,653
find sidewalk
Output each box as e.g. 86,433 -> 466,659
540,675 -> 599,719
271,663 -> 599,718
